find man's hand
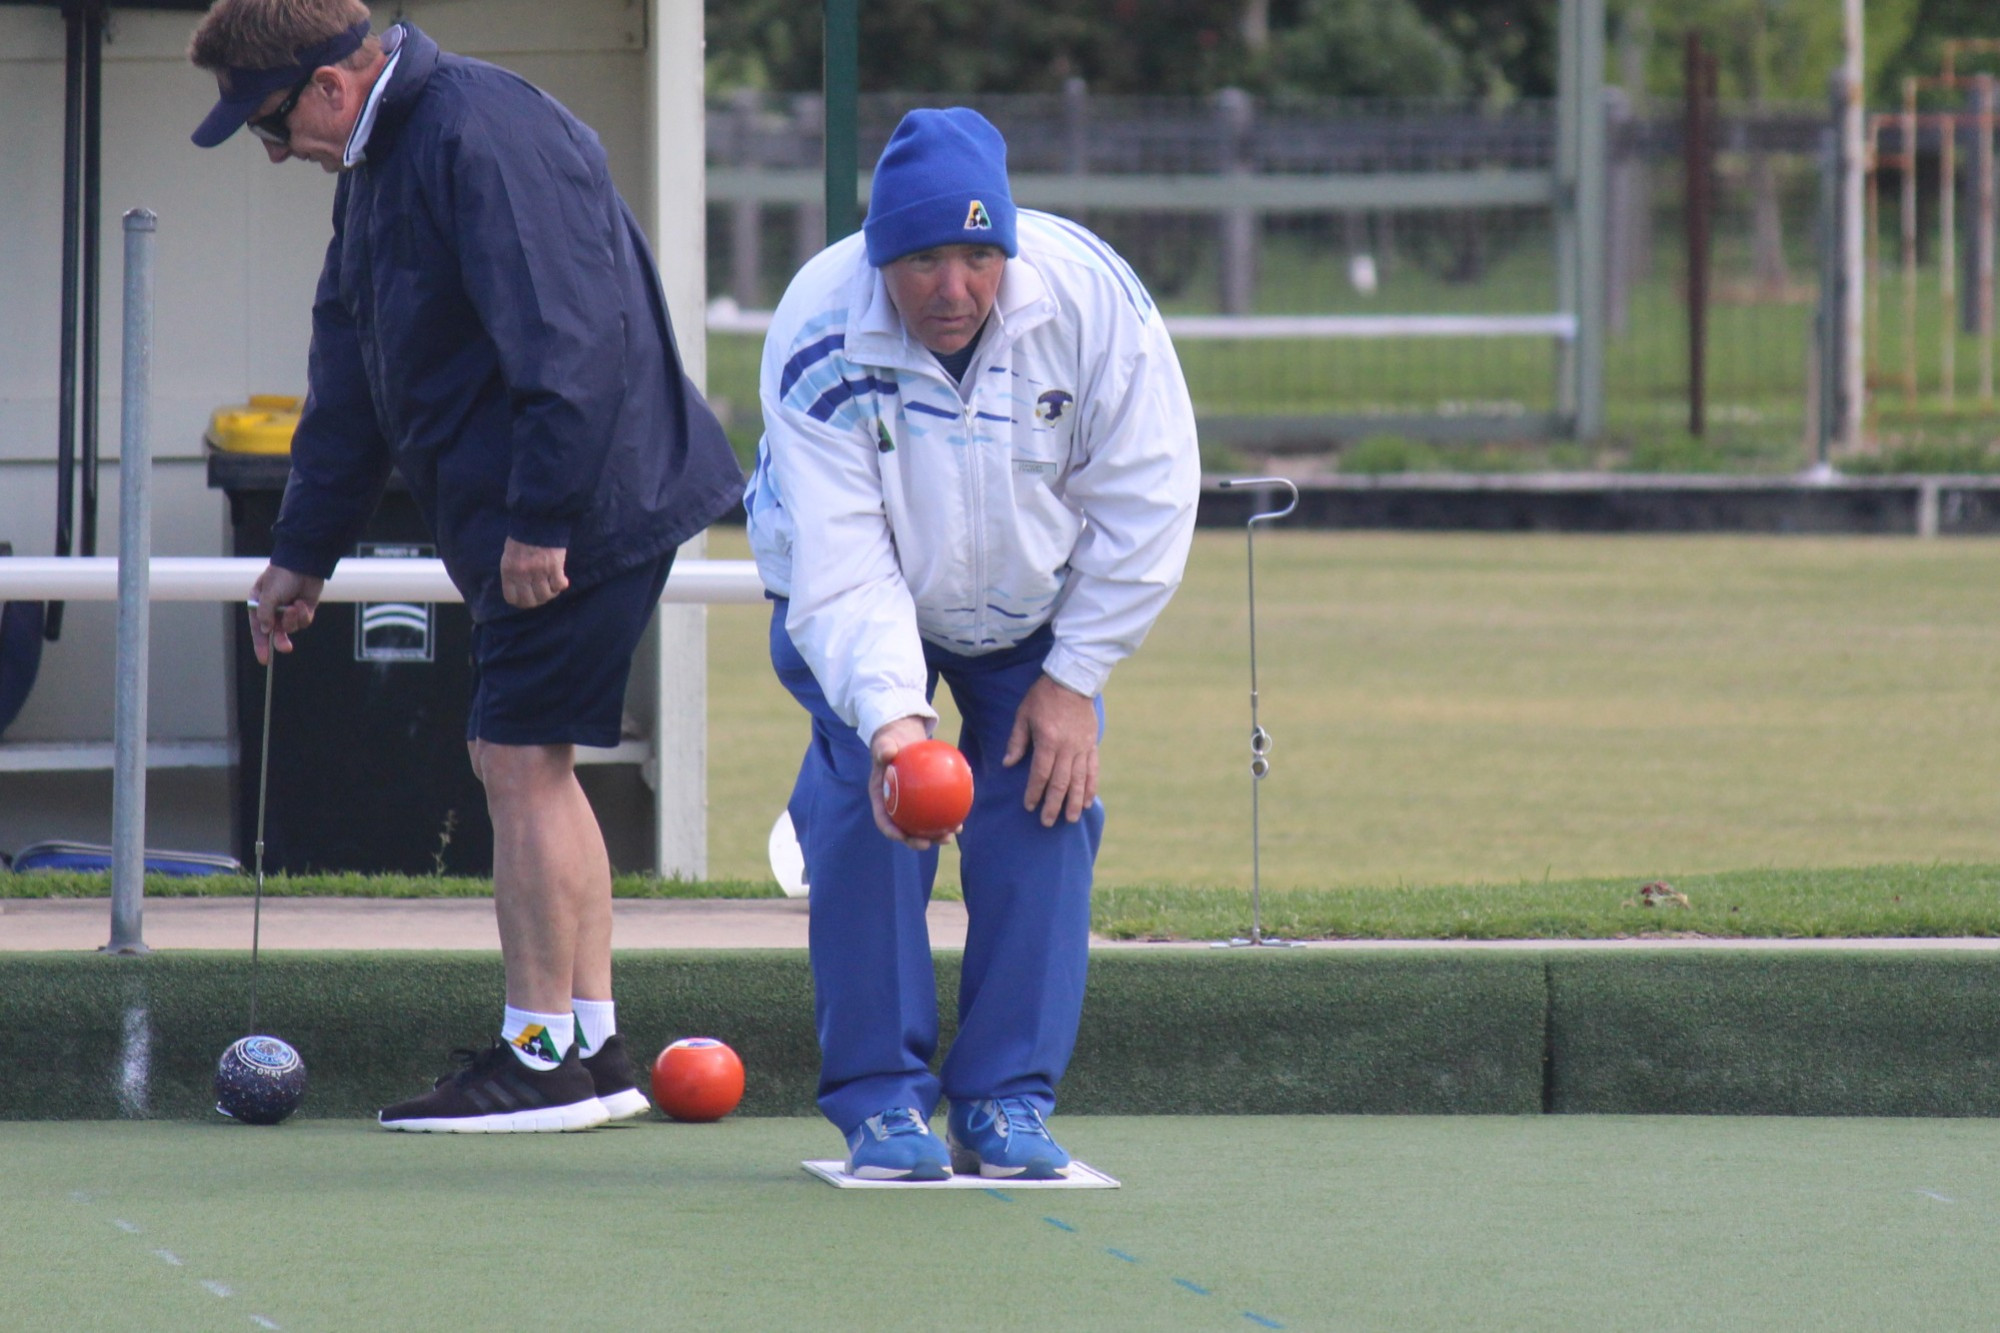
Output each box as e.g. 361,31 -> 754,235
248,564 -> 326,665
869,715 -> 945,849
501,538 -> 569,609
1004,674 -> 1099,827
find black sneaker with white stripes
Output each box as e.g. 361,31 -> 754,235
579,1033 -> 651,1121
378,1042 -> 609,1133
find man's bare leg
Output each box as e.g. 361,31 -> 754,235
470,740 -> 614,1010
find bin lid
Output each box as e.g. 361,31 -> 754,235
207,395 -> 301,454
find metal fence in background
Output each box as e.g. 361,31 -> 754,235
704,87 -> 1849,468
1611,102 -> 1829,466
1861,82 -> 2000,456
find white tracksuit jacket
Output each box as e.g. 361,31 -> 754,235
744,210 -> 1201,747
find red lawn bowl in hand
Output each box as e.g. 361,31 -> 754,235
883,739 -> 975,839
651,1038 -> 745,1122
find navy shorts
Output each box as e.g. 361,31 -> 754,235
465,552 -> 675,747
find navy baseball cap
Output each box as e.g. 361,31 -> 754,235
190,18 -> 369,148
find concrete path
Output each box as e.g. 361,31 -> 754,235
7,896 -> 2000,952
0,896 -> 904,952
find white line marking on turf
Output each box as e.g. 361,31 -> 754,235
85,1191 -> 276,1326
1919,1190 -> 1955,1203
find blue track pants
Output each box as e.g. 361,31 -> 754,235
769,600 -> 1103,1135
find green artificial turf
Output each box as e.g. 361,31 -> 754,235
1549,952 -> 2000,1116
0,951 -> 1546,1120
15,949 -> 2000,1121
12,1116 -> 2000,1331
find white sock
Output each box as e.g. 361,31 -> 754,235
572,998 -> 617,1060
500,1006 -> 574,1071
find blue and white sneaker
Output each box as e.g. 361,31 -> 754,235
946,1097 -> 1071,1179
845,1107 -> 951,1181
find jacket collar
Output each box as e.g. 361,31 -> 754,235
845,250 -> 1059,376
354,23 -> 440,162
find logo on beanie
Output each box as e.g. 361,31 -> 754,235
964,200 -> 993,232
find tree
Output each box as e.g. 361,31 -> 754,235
1265,0 -> 1468,99
704,0 -> 1251,95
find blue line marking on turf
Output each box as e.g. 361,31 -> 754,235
986,1186 -> 1285,1326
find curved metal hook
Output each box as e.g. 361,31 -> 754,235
1218,476 -> 1300,529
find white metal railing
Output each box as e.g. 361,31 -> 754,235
0,556 -> 766,775
0,552 -> 768,953
0,556 -> 765,604
705,302 -> 1578,342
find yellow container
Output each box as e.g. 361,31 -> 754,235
206,394 -> 302,454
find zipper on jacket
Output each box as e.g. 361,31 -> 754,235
963,398 -> 986,649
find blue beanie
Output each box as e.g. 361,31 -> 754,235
864,108 -> 1018,266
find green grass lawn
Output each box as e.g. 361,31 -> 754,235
13,531 -> 2000,940
704,528 -> 2000,897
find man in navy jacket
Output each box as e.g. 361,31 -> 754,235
189,0 -> 743,1131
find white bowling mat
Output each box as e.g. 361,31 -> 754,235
802,1160 -> 1120,1189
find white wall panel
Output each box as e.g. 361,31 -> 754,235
0,0 -> 664,766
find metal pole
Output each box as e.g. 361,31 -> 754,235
1573,0 -> 1608,439
1815,116 -> 1840,469
822,0 -> 859,244
1685,34 -> 1711,438
1839,0 -> 1867,447
1555,0 -> 1581,424
1942,100 -> 1957,405
1866,116 -> 1882,440
729,88 -> 762,308
79,0 -> 104,561
1980,75 -> 1995,404
1902,80 -> 1919,407
49,0 -> 83,643
107,208 -> 155,957
1214,477 -> 1302,951
1216,87 -> 1256,317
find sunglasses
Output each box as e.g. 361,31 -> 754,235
246,71 -> 316,147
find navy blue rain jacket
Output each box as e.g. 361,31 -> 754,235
270,25 -> 743,620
